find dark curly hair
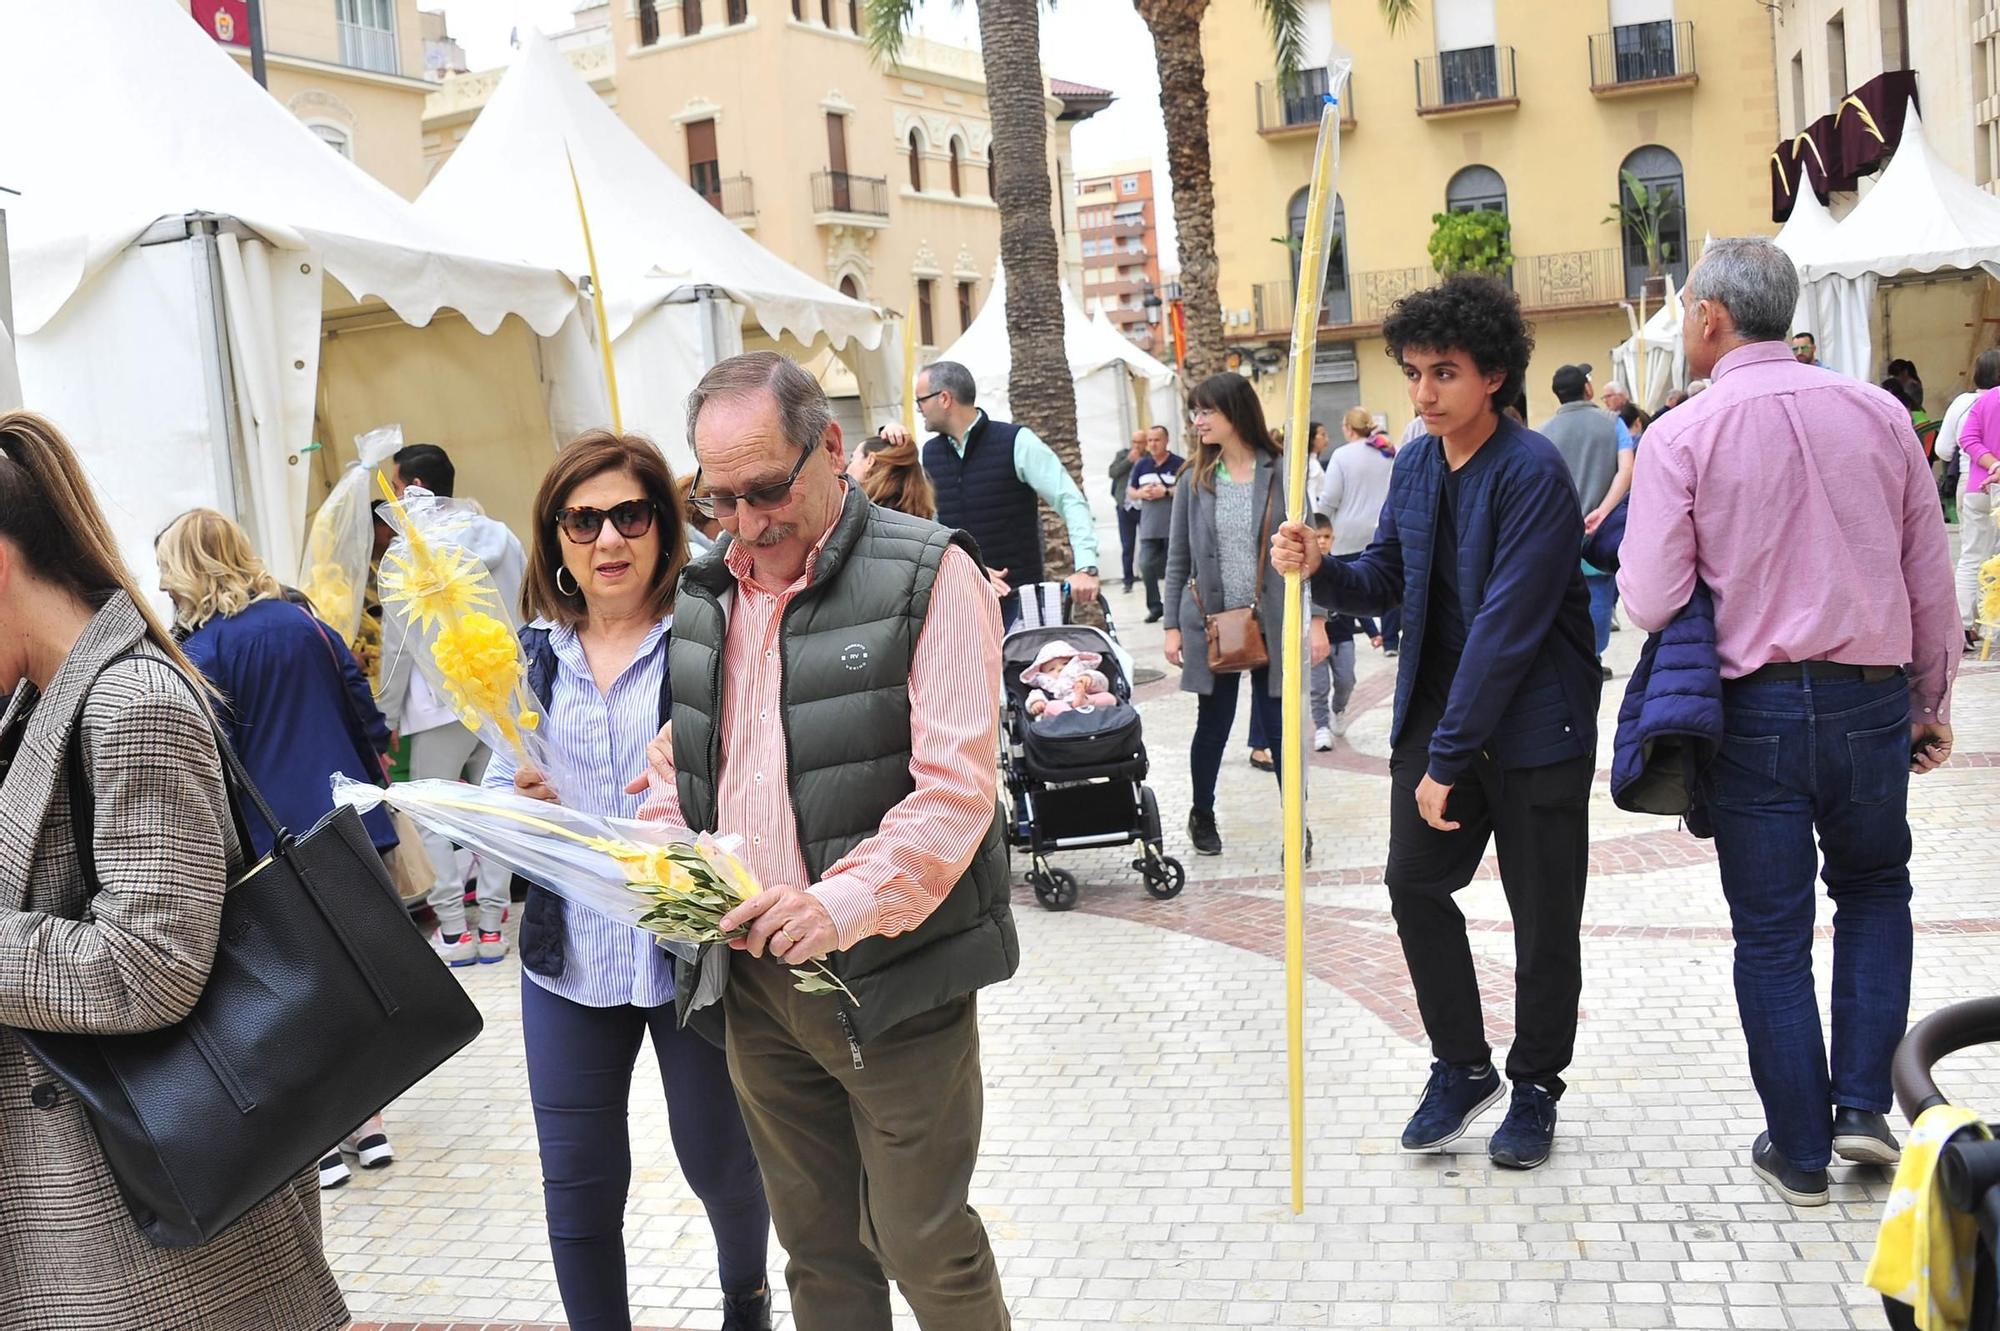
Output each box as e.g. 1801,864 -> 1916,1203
1380,272 -> 1535,415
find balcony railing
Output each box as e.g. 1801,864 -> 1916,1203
1415,45 -> 1517,114
811,170 -> 890,219
1515,248 -> 1626,309
337,20 -> 399,74
640,0 -> 748,44
1252,266 -> 1428,333
713,175 -> 755,221
1589,21 -> 1696,91
1255,67 -> 1355,134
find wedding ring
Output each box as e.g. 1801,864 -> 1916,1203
782,925 -> 801,943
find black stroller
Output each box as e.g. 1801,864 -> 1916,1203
1881,998 -> 2000,1330
1000,620 -> 1185,910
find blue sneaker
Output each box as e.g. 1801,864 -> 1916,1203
1401,1060 -> 1504,1151
1488,1082 -> 1559,1169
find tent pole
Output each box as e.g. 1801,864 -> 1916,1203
186,216 -> 256,535
696,286 -> 721,367
0,199 -> 18,412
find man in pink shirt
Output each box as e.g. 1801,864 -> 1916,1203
1618,238 -> 1958,1208
636,352 -> 1014,1329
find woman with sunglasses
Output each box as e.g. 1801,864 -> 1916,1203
484,431 -> 773,1331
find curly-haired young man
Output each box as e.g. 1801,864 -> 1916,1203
1271,273 -> 1601,1170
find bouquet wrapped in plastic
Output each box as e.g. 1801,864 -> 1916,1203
299,425 -> 403,647
375,476 -> 548,780
333,777 -> 855,1000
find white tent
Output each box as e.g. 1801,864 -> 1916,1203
1771,188 -> 1842,367
1793,105 -> 2000,380
415,33 -> 893,473
0,0 -> 587,595
938,265 -> 1180,522
1610,275 -> 1683,413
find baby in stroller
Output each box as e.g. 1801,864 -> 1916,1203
1021,640 -> 1120,718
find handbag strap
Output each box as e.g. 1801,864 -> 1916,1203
295,604 -> 386,787
64,653 -> 285,896
1188,469 -> 1280,619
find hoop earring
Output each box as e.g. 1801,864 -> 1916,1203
556,565 -> 580,597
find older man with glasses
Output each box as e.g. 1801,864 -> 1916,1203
635,351 -> 1016,1331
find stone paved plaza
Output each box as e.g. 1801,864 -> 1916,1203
326,570 -> 2000,1331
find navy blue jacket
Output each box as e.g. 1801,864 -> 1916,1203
924,415 -> 1041,584
1311,415 -> 1600,782
180,596 -> 395,857
1609,585 -> 1722,837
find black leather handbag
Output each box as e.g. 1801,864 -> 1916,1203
18,654 -> 484,1248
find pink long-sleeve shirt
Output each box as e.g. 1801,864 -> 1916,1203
1617,340 -> 1960,723
1955,386 -> 2000,495
639,501 -> 1003,951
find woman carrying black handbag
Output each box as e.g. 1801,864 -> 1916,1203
0,412 -> 348,1330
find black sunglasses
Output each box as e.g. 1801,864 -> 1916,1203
914,389 -> 946,406
692,439 -> 819,519
555,499 -> 657,543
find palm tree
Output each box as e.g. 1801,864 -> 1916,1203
865,0 -> 1087,597
1135,0 -> 1418,383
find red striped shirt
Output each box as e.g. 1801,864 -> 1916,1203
639,508 -> 1002,950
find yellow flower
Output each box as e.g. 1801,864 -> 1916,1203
430,613 -> 535,741
379,543 -> 498,633
300,563 -> 356,640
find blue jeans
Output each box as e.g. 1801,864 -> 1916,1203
1704,672 -> 1914,1171
1585,572 -> 1617,658
1191,666 -> 1281,812
523,980 -> 771,1328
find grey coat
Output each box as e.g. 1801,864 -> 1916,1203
1162,452 -> 1321,697
0,595 -> 347,1331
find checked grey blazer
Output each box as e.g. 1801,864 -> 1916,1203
0,594 -> 347,1331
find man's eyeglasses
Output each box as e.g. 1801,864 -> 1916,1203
915,389 -> 946,406
555,499 -> 658,544
692,439 -> 819,519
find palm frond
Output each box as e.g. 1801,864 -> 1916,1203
1379,0 -> 1420,35
862,0 -> 923,65
1258,0 -> 1308,82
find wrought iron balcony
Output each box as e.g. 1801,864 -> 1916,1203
1589,21 -> 1697,93
711,175 -> 755,222
810,170 -> 890,220
1255,68 -> 1355,135
1415,45 -> 1518,115
1513,248 -> 1627,309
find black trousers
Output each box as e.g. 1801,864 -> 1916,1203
1117,506 -> 1141,586
1383,694 -> 1592,1095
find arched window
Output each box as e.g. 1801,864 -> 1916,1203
1445,164 -> 1507,216
1616,144 -> 1687,297
839,274 -> 862,301
308,122 -> 353,159
1287,187 -> 1350,325
948,137 -> 963,197
907,130 -> 924,191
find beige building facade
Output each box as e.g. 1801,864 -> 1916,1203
425,4 -> 1102,361
176,0 -> 435,199
1203,0 -> 1778,430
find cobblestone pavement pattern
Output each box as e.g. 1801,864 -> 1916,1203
327,555 -> 2000,1331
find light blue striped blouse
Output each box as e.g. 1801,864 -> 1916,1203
483,616 -> 677,1009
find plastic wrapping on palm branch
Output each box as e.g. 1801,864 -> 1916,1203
332,778 -> 857,1001
375,478 -> 552,784
298,424 -> 404,646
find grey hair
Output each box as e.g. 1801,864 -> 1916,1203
685,350 -> 834,458
1686,237 -> 1800,343
922,359 -> 978,407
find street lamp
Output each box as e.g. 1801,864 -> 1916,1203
1142,286 -> 1162,352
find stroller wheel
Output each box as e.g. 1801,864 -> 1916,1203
1143,855 -> 1186,900
1031,867 -> 1080,911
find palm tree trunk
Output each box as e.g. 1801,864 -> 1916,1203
972,0 -> 1086,593
1138,0 -> 1224,385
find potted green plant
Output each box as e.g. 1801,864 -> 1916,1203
1427,208 -> 1513,278
1607,168 -> 1680,299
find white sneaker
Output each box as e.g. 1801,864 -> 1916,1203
1313,726 -> 1333,751
318,1152 -> 350,1190
431,929 -> 477,967
1332,710 -> 1351,738
476,930 -> 509,964
340,1129 -> 394,1170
